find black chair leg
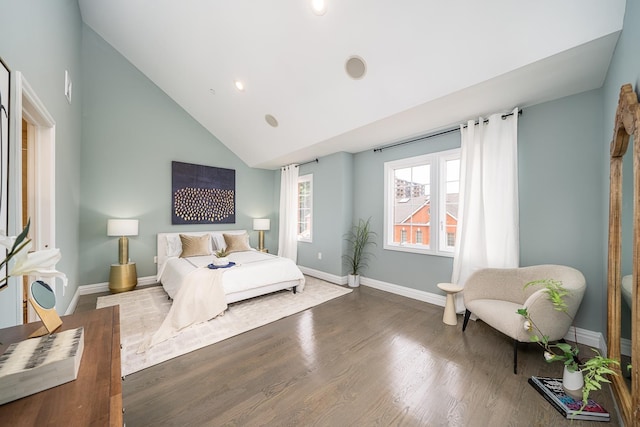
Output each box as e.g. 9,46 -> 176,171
513,340 -> 518,374
462,309 -> 471,331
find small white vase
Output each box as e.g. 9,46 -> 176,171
562,366 -> 584,400
212,257 -> 229,266
348,274 -> 360,288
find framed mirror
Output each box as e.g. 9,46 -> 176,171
28,280 -> 62,338
607,83 -> 640,426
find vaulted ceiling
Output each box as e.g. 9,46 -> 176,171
78,1 -> 625,169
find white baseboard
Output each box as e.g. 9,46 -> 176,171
298,266 -> 346,285
78,275 -> 157,296
70,274 -> 157,313
64,290 -> 80,316
360,276 -> 446,307
564,326 -> 605,352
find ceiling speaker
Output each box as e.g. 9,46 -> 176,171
345,56 -> 367,80
265,114 -> 279,128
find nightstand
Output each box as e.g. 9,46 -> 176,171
109,262 -> 137,293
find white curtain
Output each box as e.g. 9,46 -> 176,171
451,108 -> 520,291
278,164 -> 299,262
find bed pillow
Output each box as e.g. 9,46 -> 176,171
223,233 -> 251,253
165,235 -> 183,257
210,233 -> 227,252
179,234 -> 211,257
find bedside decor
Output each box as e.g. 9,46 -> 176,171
253,218 -> 270,252
107,218 -> 138,293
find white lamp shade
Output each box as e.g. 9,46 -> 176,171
107,219 -> 139,236
253,218 -> 270,231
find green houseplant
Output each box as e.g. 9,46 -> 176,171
343,217 -> 376,288
517,279 -> 619,405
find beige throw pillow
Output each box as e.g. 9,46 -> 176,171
223,233 -> 251,253
179,234 -> 211,258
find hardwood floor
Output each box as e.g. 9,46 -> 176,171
76,283 -> 621,426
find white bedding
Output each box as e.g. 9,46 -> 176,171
142,267 -> 228,350
157,231 -> 305,302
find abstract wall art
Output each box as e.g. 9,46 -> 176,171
171,161 -> 236,224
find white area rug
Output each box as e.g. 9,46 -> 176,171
96,277 -> 351,375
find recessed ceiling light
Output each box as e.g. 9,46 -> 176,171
265,114 -> 279,128
345,56 -> 367,80
234,80 -> 245,91
311,0 -> 328,15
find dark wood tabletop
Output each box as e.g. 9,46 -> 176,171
0,306 -> 122,426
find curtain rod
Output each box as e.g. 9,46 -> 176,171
373,109 -> 522,153
296,158 -> 318,167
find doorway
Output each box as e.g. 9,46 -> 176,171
13,72 -> 56,324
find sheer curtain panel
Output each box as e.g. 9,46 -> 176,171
278,164 -> 299,262
451,108 -> 520,295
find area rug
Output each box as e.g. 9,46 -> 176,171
96,277 -> 351,375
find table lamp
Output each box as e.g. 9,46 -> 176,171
107,219 -> 138,293
107,219 -> 138,264
253,218 -> 270,252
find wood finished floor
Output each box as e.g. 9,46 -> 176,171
76,282 -> 621,426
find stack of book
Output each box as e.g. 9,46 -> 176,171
0,327 -> 84,405
529,376 -> 610,422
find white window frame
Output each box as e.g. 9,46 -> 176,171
438,150 -> 460,254
297,174 -> 313,242
383,148 -> 460,257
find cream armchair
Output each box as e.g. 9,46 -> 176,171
461,264 -> 586,374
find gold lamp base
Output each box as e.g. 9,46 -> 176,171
109,262 -> 137,293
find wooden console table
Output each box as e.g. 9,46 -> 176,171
0,306 -> 122,426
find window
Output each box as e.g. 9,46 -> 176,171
383,149 -> 460,256
297,174 -> 312,242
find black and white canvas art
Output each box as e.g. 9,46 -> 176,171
171,161 -> 236,224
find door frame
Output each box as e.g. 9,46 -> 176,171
10,72 -> 56,324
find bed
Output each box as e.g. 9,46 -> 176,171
143,230 -> 306,348
156,230 -> 305,303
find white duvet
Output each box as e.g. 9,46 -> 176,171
143,250 -> 305,350
159,250 -> 306,299
141,267 -> 228,350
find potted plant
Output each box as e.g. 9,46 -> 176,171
343,217 -> 376,287
517,279 -> 619,405
212,248 -> 230,266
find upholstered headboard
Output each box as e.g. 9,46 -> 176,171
156,230 -> 247,279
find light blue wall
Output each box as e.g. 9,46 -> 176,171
0,0 -> 83,327
79,26 -> 277,284
351,132 -> 460,292
296,152 -> 353,276
519,89 -> 604,331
